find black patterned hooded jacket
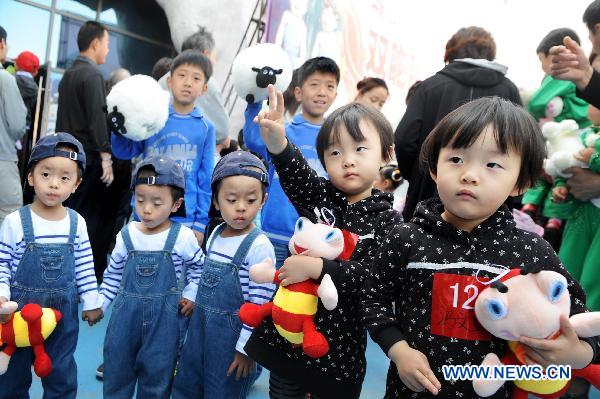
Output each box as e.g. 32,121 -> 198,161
362,198 -> 598,398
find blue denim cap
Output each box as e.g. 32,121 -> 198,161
28,132 -> 87,172
209,150 -> 269,219
132,155 -> 185,191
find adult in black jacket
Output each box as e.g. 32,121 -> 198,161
395,26 -> 522,220
56,21 -> 113,280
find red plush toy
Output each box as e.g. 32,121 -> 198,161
0,301 -> 62,377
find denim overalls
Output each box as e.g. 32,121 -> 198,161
172,225 -> 261,399
103,223 -> 183,399
0,206 -> 79,399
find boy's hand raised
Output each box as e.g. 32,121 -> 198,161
254,84 -> 287,155
388,340 -> 441,395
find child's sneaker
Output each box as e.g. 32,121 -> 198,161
96,363 -> 104,380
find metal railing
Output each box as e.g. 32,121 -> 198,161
222,0 -> 267,115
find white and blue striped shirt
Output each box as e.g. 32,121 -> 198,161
0,209 -> 102,311
99,222 -> 203,313
205,226 -> 276,355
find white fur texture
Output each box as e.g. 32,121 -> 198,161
232,43 -> 293,103
106,75 -> 170,142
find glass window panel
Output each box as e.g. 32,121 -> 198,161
31,0 -> 52,6
56,0 -> 97,20
44,70 -> 64,135
0,1 -> 50,62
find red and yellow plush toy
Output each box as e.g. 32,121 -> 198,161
472,265 -> 600,398
0,301 -> 62,377
239,217 -> 353,358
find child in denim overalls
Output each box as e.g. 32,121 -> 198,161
172,150 -> 276,398
99,156 -> 203,398
0,132 -> 103,398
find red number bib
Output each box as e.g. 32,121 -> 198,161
430,273 -> 492,341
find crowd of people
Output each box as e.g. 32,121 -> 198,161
0,1 -> 600,398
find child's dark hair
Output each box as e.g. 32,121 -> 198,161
315,102 -> 393,167
283,68 -> 301,116
584,0 -> 600,32
28,144 -> 84,179
356,77 -> 388,96
421,97 -> 546,192
405,80 -> 423,105
170,49 -> 213,81
536,28 -> 580,56
298,56 -> 340,86
136,166 -> 184,204
77,21 -> 107,52
151,57 -> 173,81
380,164 -> 403,190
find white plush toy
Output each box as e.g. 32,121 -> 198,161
542,119 -> 600,207
105,74 -> 171,141
231,43 -> 293,104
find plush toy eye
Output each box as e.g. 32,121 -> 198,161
324,230 -> 339,243
485,298 -> 507,320
295,218 -> 305,232
548,279 -> 566,303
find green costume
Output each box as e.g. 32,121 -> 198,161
522,75 -> 591,219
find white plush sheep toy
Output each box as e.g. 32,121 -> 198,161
105,74 -> 170,141
542,119 -> 600,207
232,43 -> 293,104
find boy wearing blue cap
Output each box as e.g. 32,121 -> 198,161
99,155 -> 203,398
172,150 -> 276,399
0,132 -> 103,399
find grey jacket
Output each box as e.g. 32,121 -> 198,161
159,73 -> 230,143
0,65 -> 27,162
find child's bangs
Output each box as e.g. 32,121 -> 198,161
327,110 -> 367,148
444,102 -> 523,155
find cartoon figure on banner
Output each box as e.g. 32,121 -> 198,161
275,0 -> 308,68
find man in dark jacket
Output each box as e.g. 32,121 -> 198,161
56,20 -> 113,280
395,26 -> 522,220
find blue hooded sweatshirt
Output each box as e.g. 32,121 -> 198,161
243,102 -> 326,244
112,105 -> 215,232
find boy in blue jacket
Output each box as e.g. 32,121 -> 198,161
112,50 -> 216,245
243,56 -> 339,266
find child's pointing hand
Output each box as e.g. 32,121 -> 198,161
254,84 -> 287,155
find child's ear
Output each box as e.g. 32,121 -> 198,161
212,196 -> 220,210
72,177 -> 83,193
171,197 -> 184,213
294,86 -> 303,103
261,192 -> 268,206
509,184 -> 525,197
166,75 -> 172,90
200,82 -> 208,96
429,168 -> 438,184
27,171 -> 34,187
384,145 -> 394,166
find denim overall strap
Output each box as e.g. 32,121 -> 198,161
230,227 -> 262,268
66,208 -> 77,245
206,223 -> 227,255
18,206 -> 35,244
162,222 -> 181,253
120,224 -> 135,253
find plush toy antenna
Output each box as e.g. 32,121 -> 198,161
491,281 -> 508,293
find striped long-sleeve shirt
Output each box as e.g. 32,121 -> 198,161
99,222 -> 203,313
205,225 -> 276,355
0,209 -> 101,311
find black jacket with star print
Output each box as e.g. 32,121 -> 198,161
361,198 -> 598,399
244,141 -> 403,398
